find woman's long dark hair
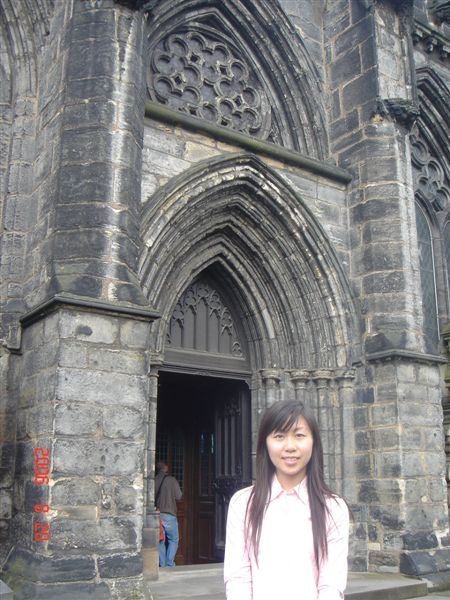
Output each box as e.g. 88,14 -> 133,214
245,400 -> 337,567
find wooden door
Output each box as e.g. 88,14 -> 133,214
155,427 -> 189,565
156,373 -> 251,564
213,385 -> 252,560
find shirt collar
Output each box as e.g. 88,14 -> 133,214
269,475 -> 308,504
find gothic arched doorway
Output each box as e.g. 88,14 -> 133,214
140,154 -> 358,571
156,276 -> 252,564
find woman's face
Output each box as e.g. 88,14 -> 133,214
266,416 -> 314,490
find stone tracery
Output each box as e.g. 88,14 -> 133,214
151,29 -> 272,139
411,125 -> 449,212
145,0 -> 328,157
167,279 -> 244,357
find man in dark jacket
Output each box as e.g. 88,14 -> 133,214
155,461 -> 182,567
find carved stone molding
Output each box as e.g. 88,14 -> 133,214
148,27 -> 274,141
412,19 -> 450,60
410,124 -> 449,212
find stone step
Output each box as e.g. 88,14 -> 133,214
346,572 -> 428,600
146,565 -> 431,600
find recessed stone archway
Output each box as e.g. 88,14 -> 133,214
139,155 -> 358,538
139,153 -> 357,372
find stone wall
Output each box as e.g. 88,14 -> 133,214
4,306 -> 152,599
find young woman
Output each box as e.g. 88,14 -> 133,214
224,400 -> 350,600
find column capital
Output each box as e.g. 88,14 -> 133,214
310,368 -> 334,381
260,368 -> 281,384
289,369 -> 311,382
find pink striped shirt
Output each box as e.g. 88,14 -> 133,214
224,476 -> 349,600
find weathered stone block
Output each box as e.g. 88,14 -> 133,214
53,439 -> 143,476
400,550 -> 437,576
370,505 -> 405,530
52,478 -> 100,506
403,531 -> 438,550
329,48 -> 362,89
335,16 -> 373,56
356,387 -> 374,404
371,427 -> 400,450
97,553 -> 142,578
55,403 -> 102,436
358,480 -> 379,503
59,162 -> 114,203
49,517 -> 139,552
355,430 -> 370,451
374,452 -> 401,478
103,406 -> 144,439
353,406 -> 369,428
56,369 -> 147,407
143,126 -> 186,158
88,348 -> 145,375
58,342 -> 88,368
352,197 -> 399,228
32,581 -> 111,599
355,454 -> 371,476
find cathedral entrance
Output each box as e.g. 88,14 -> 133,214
156,371 -> 251,565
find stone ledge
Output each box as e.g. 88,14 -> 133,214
364,349 -> 448,365
19,293 -> 160,329
144,101 -> 353,184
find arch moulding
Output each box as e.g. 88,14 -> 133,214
139,153 -> 357,376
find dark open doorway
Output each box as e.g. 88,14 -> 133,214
156,371 -> 251,565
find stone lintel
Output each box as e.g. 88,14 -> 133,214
19,293 -> 160,330
144,101 -> 352,185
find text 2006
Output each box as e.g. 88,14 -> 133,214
33,447 -> 50,541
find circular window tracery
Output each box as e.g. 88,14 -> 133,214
148,28 -> 274,140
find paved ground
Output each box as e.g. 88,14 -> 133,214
145,564 -> 449,600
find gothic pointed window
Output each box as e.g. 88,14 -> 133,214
415,202 -> 439,349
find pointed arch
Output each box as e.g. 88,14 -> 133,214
139,154 -> 356,371
146,0 -> 327,158
414,67 -> 450,213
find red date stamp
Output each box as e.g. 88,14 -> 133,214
33,447 -> 51,541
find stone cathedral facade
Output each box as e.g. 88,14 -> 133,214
0,0 -> 449,598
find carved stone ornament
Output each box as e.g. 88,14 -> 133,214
167,280 -> 244,357
410,125 -> 449,212
147,27 -> 275,140
412,20 -> 450,60
429,0 -> 450,24
376,97 -> 420,129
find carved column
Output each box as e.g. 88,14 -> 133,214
290,369 -> 311,404
260,368 -> 281,408
142,354 -> 162,579
335,369 -> 356,497
311,370 -> 335,481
